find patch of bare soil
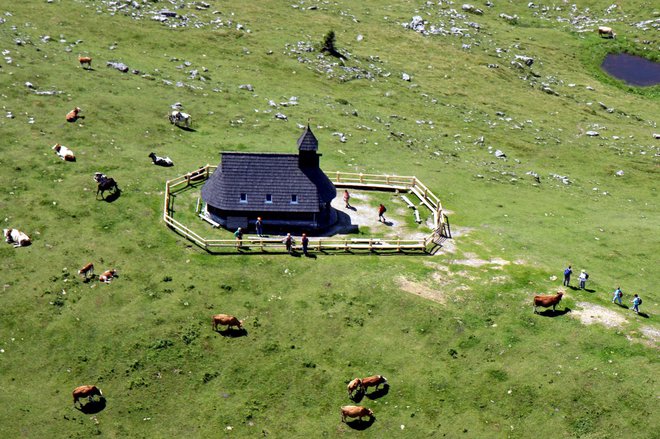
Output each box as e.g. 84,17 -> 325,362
395,276 -> 448,304
639,326 -> 660,347
449,252 -> 511,269
572,302 -> 628,328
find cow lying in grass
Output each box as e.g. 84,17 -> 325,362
341,405 -> 374,422
66,107 -> 81,122
52,143 -> 75,161
212,314 -> 243,331
533,292 -> 564,313
148,152 -> 174,167
73,385 -> 103,407
99,269 -> 117,283
3,228 -> 31,247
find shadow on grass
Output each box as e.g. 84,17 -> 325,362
350,392 -> 364,403
584,288 -> 596,293
102,190 -> 121,203
614,303 -> 629,309
364,385 -> 389,400
345,417 -> 376,430
177,126 -> 196,132
637,312 -> 650,318
76,397 -> 106,414
536,307 -> 572,317
215,328 -> 248,338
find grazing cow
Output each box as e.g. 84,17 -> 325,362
72,385 -> 103,406
66,107 -> 81,122
598,26 -> 616,39
347,378 -> 362,398
169,110 -> 192,128
533,292 -> 564,313
52,143 -> 76,161
3,228 -> 31,247
78,262 -> 94,279
360,375 -> 387,392
340,405 -> 374,423
94,172 -> 119,199
148,152 -> 174,167
78,56 -> 92,69
212,314 -> 243,331
99,269 -> 117,283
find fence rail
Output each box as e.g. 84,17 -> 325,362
163,166 -> 449,254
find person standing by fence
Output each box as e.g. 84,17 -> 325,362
283,233 -> 294,254
301,233 -> 309,256
234,227 -> 243,249
255,217 -> 263,237
378,203 -> 387,222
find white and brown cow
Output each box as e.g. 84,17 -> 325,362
347,378 -> 362,398
78,263 -> 94,280
99,269 -> 117,283
598,26 -> 616,39
66,107 -> 81,122
3,228 -> 31,247
340,405 -> 374,422
212,314 -> 243,331
52,143 -> 76,161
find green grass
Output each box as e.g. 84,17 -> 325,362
0,1 -> 658,438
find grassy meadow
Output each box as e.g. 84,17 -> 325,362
0,1 -> 658,437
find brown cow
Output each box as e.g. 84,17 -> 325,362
341,405 -> 374,422
79,56 -> 92,69
66,107 -> 81,122
347,378 -> 362,398
533,292 -> 564,313
78,262 -> 94,280
72,385 -> 102,406
360,375 -> 387,392
212,314 -> 243,331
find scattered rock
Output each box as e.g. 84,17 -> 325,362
239,84 -> 254,91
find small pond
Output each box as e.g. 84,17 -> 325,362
601,53 -> 660,86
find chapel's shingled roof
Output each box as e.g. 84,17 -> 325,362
201,152 -> 336,213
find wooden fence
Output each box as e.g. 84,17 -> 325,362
163,166 -> 449,253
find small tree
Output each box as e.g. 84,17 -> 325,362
321,30 -> 342,58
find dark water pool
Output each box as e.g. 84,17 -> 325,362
601,53 -> 660,86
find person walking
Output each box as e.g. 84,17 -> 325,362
631,294 -> 642,314
283,233 -> 294,254
378,203 -> 387,222
343,190 -> 351,208
255,217 -> 264,237
234,227 -> 243,249
563,265 -> 572,287
301,233 -> 309,256
578,270 -> 588,289
612,287 -> 623,305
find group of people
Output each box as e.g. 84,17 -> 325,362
563,265 -> 643,314
233,225 -> 309,256
231,191 -> 391,255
